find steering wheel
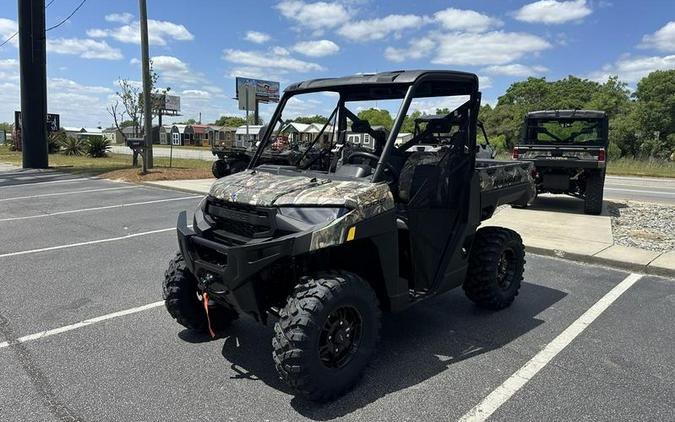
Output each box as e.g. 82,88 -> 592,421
346,151 -> 399,183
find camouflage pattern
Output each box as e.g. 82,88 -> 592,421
477,160 -> 534,191
398,151 -> 447,201
518,149 -> 598,161
208,169 -> 394,251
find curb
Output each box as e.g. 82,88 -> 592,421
525,245 -> 674,279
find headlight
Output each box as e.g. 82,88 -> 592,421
193,197 -> 213,233
278,207 -> 348,224
276,207 -> 349,231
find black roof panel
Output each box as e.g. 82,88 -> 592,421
284,70 -> 479,95
526,110 -> 607,119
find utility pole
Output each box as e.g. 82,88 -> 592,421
139,0 -> 153,171
18,0 -> 48,168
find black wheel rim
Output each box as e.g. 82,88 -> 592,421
319,306 -> 362,369
496,249 -> 516,290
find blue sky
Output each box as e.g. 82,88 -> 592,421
0,0 -> 674,127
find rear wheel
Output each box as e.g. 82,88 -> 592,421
211,159 -> 229,178
272,271 -> 381,402
464,227 -> 525,310
584,170 -> 604,215
162,253 -> 237,333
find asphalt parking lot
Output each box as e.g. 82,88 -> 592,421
0,168 -> 673,422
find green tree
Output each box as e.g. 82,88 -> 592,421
401,110 -> 422,133
213,116 -> 247,127
357,108 -> 393,130
292,115 -> 329,124
632,69 -> 675,158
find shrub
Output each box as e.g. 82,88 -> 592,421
48,130 -> 66,153
607,141 -> 622,160
60,137 -> 86,156
490,134 -> 508,153
86,135 -> 110,158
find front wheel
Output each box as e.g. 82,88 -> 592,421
464,227 -> 525,310
211,159 -> 229,178
272,271 -> 381,402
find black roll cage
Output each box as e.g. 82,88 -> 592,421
249,72 -> 481,182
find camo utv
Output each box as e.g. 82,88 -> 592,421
514,110 -> 608,214
163,70 -> 535,401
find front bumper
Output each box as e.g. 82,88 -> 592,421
176,211 -> 302,319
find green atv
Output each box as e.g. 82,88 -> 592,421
163,70 -> 534,401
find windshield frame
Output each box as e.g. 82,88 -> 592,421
521,116 -> 609,147
248,74 -> 481,182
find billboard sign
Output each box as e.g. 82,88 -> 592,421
149,93 -> 181,112
236,77 -> 280,103
14,111 -> 60,132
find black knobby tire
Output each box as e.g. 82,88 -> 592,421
272,271 -> 381,402
584,170 -> 604,215
162,253 -> 237,332
212,159 -> 229,179
464,227 -> 525,310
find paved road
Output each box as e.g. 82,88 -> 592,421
604,175 -> 675,205
0,168 -> 673,421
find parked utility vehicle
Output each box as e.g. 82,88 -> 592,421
513,110 -> 608,214
163,70 -> 534,401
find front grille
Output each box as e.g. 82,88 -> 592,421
206,199 -> 276,240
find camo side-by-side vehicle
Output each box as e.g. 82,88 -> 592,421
513,110 -> 608,214
163,70 -> 535,401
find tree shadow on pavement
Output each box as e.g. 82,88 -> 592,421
206,281 -> 566,419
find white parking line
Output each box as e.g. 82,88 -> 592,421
0,186 -> 140,202
459,272 -> 643,422
0,301 -> 164,350
0,196 -> 198,222
0,177 -> 92,188
0,227 -> 175,258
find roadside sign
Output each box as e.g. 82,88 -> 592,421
14,111 -> 60,132
235,77 -> 280,103
238,85 -> 256,111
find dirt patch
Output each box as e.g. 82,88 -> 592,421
98,167 -> 212,182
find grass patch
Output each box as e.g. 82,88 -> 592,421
606,158 -> 675,178
0,144 -> 212,181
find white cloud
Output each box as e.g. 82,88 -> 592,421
49,78 -> 113,95
292,40 -> 340,57
276,1 -> 351,32
478,76 -> 493,89
223,48 -> 324,72
87,19 -> 194,46
434,8 -> 502,32
244,31 -> 271,44
151,55 -> 204,85
384,37 -> 434,62
0,58 -> 17,68
431,31 -> 551,66
481,63 -> 549,76
181,89 -> 211,99
588,54 -> 675,83
228,66 -> 288,82
514,0 -> 592,24
105,13 -> 134,24
337,14 -> 428,42
47,38 -> 123,60
639,21 -> 675,52
0,18 -> 18,48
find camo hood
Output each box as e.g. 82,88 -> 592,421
208,169 -> 395,211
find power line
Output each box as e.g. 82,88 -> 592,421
0,0 -> 57,48
47,0 -> 87,31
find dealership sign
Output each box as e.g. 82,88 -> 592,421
235,77 -> 280,103
14,111 -> 60,132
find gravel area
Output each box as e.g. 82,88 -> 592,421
607,200 -> 675,252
